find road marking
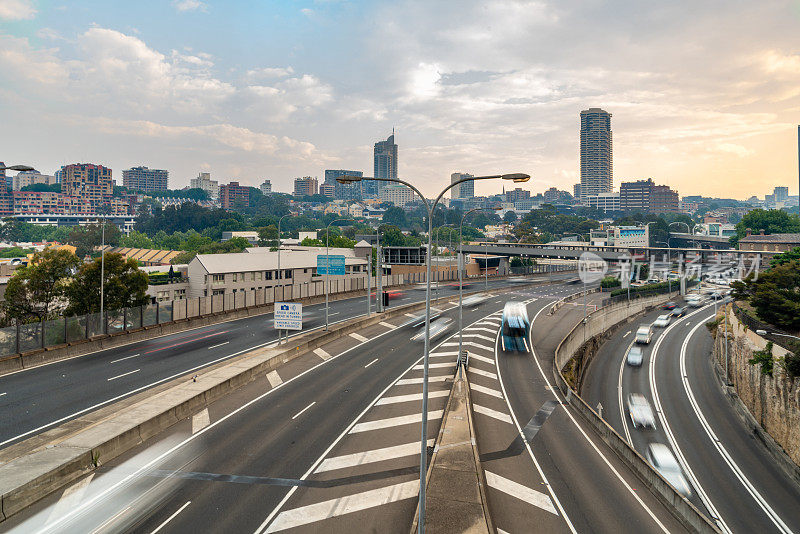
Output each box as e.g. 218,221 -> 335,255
466,341 -> 496,351
314,348 -> 332,361
365,358 -> 378,368
464,333 -> 496,342
350,410 -> 444,433
469,353 -> 495,365
376,390 -> 449,405
0,392 -> 6,397
46,474 -> 94,526
439,342 -> 460,347
350,332 -> 369,342
107,369 -> 140,381
291,402 -> 316,420
264,480 -> 419,533
469,367 -> 497,380
470,327 -> 498,334
622,331 -> 631,338
143,330 -> 229,354
109,354 -> 140,364
379,322 -> 396,329
485,470 -> 558,515
618,338 -> 636,445
315,440 -> 434,473
192,408 -> 210,434
150,501 -> 192,534
266,370 -> 282,388
208,341 -> 230,350
430,351 -> 459,358
413,362 -> 455,370
471,383 -> 503,399
396,376 -> 449,385
404,313 -> 417,318
473,403 -> 512,424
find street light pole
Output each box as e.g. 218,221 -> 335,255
325,217 -> 351,331
335,172 -> 529,534
376,227 -> 382,312
100,219 -> 105,332
277,213 -> 290,301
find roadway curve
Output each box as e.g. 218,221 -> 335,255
582,298 -> 800,533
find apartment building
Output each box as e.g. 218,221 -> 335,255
12,170 -> 58,191
122,166 -> 168,192
220,181 -> 250,210
12,191 -> 93,215
60,163 -> 113,210
293,176 -> 319,197
190,172 -> 219,199
379,184 -> 415,207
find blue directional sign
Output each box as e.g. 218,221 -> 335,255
317,254 -> 346,275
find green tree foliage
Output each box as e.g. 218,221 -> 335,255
770,247 -> 800,268
783,342 -> 800,379
149,188 -> 209,200
65,253 -> 149,315
4,248 -> 81,321
20,183 -> 61,193
749,342 -> 774,376
515,204 -> 599,242
503,211 -> 518,223
169,236 -> 252,264
120,230 -> 154,249
257,225 -> 278,247
0,219 -> 60,242
0,246 -> 35,258
732,259 -> 800,330
68,224 -> 121,258
377,225 -> 423,247
730,209 -> 800,246
382,206 -> 408,228
135,203 -> 244,235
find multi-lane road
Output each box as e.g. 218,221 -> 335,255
582,297 -> 800,533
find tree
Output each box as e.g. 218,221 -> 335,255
503,211 -> 518,223
731,209 -> 800,246
65,253 -> 149,315
769,246 -> 800,268
120,230 -> 154,249
67,223 -> 121,258
4,248 -> 81,322
257,225 -> 278,247
20,183 -> 61,193
382,206 -> 408,228
732,259 -> 800,331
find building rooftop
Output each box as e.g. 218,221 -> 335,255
739,233 -> 800,244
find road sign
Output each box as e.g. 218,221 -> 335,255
274,302 -> 302,330
317,254 -> 346,275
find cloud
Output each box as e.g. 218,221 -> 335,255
246,66 -> 295,80
173,0 -> 206,12
0,0 -> 36,20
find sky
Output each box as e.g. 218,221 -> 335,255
0,0 -> 799,200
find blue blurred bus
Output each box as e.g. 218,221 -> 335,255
500,301 -> 530,352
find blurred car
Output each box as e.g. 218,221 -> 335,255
646,443 -> 692,497
670,307 -> 685,318
411,317 -> 452,341
686,295 -> 704,308
662,301 -> 677,310
371,290 -> 403,300
627,393 -> 656,429
654,314 -> 671,327
635,324 -> 653,344
626,345 -> 644,367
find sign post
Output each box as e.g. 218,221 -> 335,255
318,254 -> 346,330
274,302 -> 302,343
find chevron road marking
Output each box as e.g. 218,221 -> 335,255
485,470 -> 558,515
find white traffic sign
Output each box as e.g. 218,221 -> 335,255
274,302 -> 303,330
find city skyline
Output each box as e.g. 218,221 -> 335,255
1,1 -> 799,199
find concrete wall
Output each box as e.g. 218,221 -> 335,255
716,307 -> 800,468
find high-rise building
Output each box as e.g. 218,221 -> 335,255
219,181 -> 250,210
122,166 -> 168,192
372,132 -> 398,197
580,108 -> 613,204
319,183 -> 335,198
190,172 -> 219,199
774,186 -> 789,202
505,187 -> 530,203
587,192 -> 621,213
259,180 -> 272,195
379,184 -> 415,207
12,170 -> 58,191
61,163 -> 113,210
293,176 -> 318,197
325,169 -> 364,200
0,162 -> 11,215
573,183 -> 582,200
620,178 -> 679,214
450,173 -> 475,199
650,184 -> 680,213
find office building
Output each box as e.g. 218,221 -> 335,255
12,170 -> 58,191
580,108 -> 613,204
122,166 -> 168,193
219,181 -> 250,210
325,170 -> 364,200
319,183 -> 335,198
0,163 -> 12,215
775,186 -> 789,202
573,183 -> 581,200
379,184 -> 415,207
450,173 -> 475,199
619,178 -> 679,214
587,192 -> 621,213
60,163 -> 113,210
372,132 -> 398,197
293,176 -> 318,197
505,187 -> 530,203
259,180 -> 272,195
650,184 -> 680,213
543,187 -> 572,204
190,172 -> 219,199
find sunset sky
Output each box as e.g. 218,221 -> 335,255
0,0 -> 799,199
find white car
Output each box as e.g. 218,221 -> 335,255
635,324 -> 653,344
626,346 -> 644,367
654,314 -> 671,327
627,393 -> 656,429
646,443 -> 692,498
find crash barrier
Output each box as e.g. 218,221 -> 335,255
548,286 -> 601,315
552,295 -> 720,534
0,278 -> 560,524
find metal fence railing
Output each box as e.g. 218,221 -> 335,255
732,301 -> 796,351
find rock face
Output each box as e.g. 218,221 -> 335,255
715,307 -> 800,466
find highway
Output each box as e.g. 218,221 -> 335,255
582,296 -> 800,533
3,280 -> 581,533
0,274 -> 575,451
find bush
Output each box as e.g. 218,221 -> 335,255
749,341 -> 774,376
784,352 -> 800,379
601,276 -> 621,289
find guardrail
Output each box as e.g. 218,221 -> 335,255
548,286 -> 600,315
551,295 -> 721,534
731,301 -> 797,351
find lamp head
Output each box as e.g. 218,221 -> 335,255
336,175 -> 362,184
501,173 -> 530,183
5,165 -> 34,171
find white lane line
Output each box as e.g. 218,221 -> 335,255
109,354 -> 140,364
313,348 -> 332,361
679,317 -> 792,534
107,369 -> 140,381
46,474 -> 94,526
404,313 -> 417,318
473,403 -> 512,424
266,370 -> 282,388
365,358 -> 378,368
315,440 -> 434,474
379,322 -> 396,329
469,367 -> 497,380
430,351 -> 459,357
192,408 -> 210,434
413,362 -> 454,370
466,341 -> 496,351
264,480 -> 419,533
623,331 -> 631,338
650,304 -> 731,533
376,390 -> 449,405
485,470 -> 558,515
439,342 -> 460,347
350,410 -> 444,433
350,332 -> 369,343
618,338 -> 636,445
396,376 -> 449,385
464,333 -> 496,342
150,501 -> 192,534
471,383 -> 503,399
291,402 -> 316,420
469,353 -> 496,365
469,327 -> 498,335
208,341 -> 230,350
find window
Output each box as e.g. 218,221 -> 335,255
251,272 -> 256,281
256,271 -> 263,281
212,289 -> 224,296
284,269 -> 292,279
212,274 -> 224,284
233,273 -> 238,282
265,271 -> 273,280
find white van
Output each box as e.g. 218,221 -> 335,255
635,324 -> 653,344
